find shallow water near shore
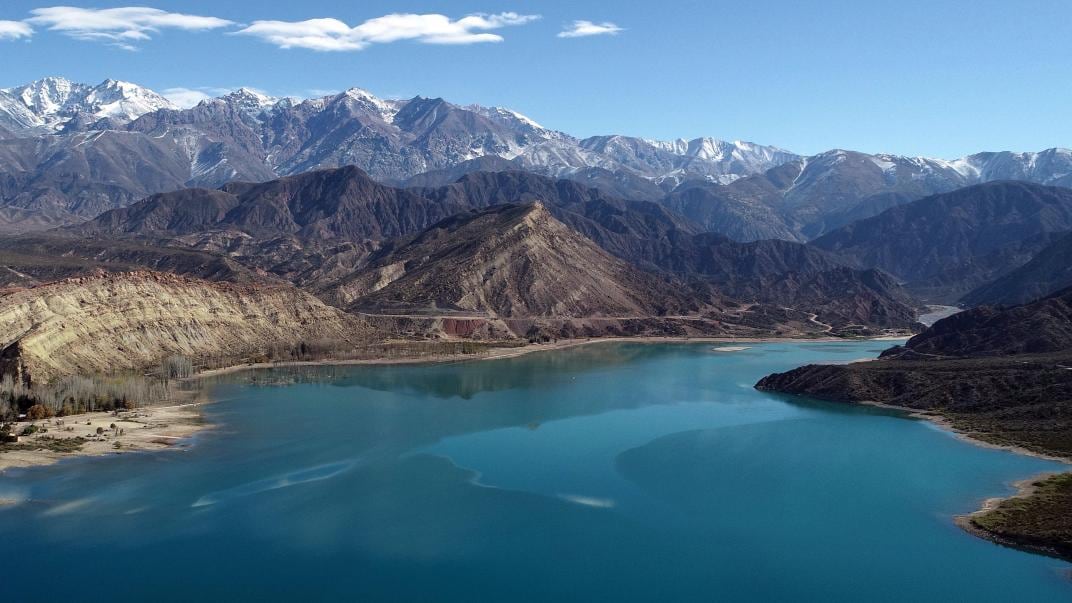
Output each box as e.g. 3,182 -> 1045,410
1,342 -> 1069,601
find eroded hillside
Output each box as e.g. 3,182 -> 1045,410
0,271 -> 378,383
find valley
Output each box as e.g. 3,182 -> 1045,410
1,72 -> 1071,595
3,2 -> 1072,599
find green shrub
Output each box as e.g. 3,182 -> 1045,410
26,404 -> 53,421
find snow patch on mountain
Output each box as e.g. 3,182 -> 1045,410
344,88 -> 402,123
0,77 -> 176,132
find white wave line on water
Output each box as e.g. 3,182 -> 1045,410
41,497 -> 94,517
191,459 -> 360,507
557,494 -> 616,508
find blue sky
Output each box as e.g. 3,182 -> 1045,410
1,1 -> 1070,158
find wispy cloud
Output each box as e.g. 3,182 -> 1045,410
161,86 -> 274,107
236,12 -> 540,52
27,6 -> 233,50
557,20 -> 623,39
160,87 -> 216,108
0,20 -> 33,40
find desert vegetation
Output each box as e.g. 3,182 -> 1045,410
969,474 -> 1072,560
0,339 -> 520,423
0,373 -> 172,421
203,338 -> 521,369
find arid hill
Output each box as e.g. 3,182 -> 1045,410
811,181 -> 1072,301
756,287 -> 1072,456
0,271 -> 377,384
74,166 -> 920,331
329,203 -> 707,318
0,233 -> 270,288
961,231 -> 1072,307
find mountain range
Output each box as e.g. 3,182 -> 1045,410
70,166 -> 919,333
0,77 -> 175,132
2,75 -> 1072,364
2,76 -> 1071,244
960,231 -> 1072,307
3,73 -> 1070,568
811,181 -> 1072,301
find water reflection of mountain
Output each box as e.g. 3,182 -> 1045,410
201,344 -> 716,459
205,343 -> 667,399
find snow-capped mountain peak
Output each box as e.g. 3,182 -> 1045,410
341,87 -> 401,123
466,104 -> 555,136
216,87 -> 282,120
14,76 -> 78,116
0,77 -> 176,132
228,87 -> 278,105
81,79 -> 175,121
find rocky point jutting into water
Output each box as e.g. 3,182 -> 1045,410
756,286 -> 1072,560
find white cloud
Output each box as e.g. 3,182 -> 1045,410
557,20 -> 623,39
27,6 -> 233,50
0,20 -> 33,40
161,86 -> 264,107
305,88 -> 341,98
160,87 -> 212,108
236,12 -> 540,52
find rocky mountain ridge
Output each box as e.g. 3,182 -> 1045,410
960,231 -> 1072,307
73,166 -> 922,331
2,76 -> 1070,241
810,181 -> 1072,301
0,76 -> 175,133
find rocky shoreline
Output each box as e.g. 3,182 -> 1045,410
763,384 -> 1072,563
955,473 -> 1072,563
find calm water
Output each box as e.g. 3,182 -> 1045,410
1,342 -> 1069,602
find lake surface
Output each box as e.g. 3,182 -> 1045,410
1,342 -> 1069,601
918,305 -> 964,326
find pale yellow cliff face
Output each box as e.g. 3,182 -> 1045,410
0,272 -> 375,383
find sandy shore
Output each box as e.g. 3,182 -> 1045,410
853,399 -> 1072,558
0,397 -> 207,474
956,472 -> 1062,520
856,400 -> 1072,464
952,471 -> 1071,560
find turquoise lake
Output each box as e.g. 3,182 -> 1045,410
1,341 -> 1069,601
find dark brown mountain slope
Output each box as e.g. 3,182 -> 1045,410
756,287 -> 1072,456
80,166 -> 449,242
961,231 -> 1072,307
328,203 -> 708,319
75,166 -> 921,330
757,289 -> 1072,562
810,181 -> 1072,301
884,287 -> 1072,357
0,233 -> 269,287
